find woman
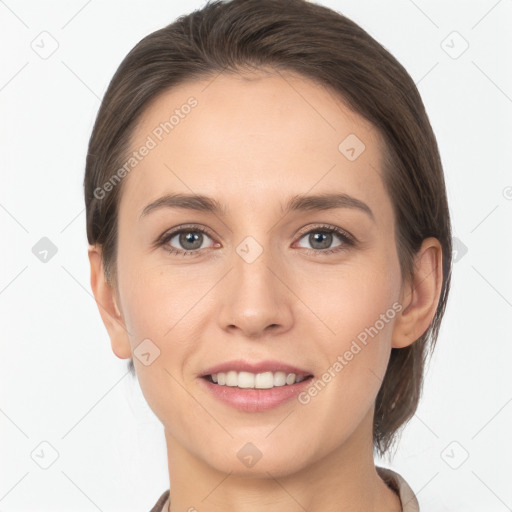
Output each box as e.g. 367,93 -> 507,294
84,0 -> 452,510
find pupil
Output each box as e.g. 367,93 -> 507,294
180,231 -> 202,250
311,232 -> 332,249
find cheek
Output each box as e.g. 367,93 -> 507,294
116,241 -> 198,339
118,265 -> 202,427
298,255 -> 400,402
300,255 -> 400,349
116,246 -> 208,366
296,289 -> 398,440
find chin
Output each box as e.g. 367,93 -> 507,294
199,440 -> 314,478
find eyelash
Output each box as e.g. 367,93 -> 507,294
157,223 -> 356,258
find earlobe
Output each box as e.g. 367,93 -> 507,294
392,237 -> 443,349
88,245 -> 132,359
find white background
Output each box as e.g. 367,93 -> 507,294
1,0 -> 511,510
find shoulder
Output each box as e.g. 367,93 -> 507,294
376,466 -> 420,512
149,489 -> 170,512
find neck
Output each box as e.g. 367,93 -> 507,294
164,409 -> 401,512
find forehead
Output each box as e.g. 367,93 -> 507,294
119,70 -> 391,223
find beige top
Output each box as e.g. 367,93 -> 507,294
149,466 -> 420,511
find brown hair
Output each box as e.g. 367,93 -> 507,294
84,0 -> 452,456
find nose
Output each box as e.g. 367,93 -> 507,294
217,241 -> 294,339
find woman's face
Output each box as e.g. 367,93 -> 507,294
112,70 -> 405,475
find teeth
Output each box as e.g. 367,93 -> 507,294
286,373 -> 296,385
209,371 -> 308,389
226,370 -> 238,386
255,371 -> 273,389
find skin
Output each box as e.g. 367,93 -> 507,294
89,69 -> 442,512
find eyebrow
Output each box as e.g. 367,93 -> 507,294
139,192 -> 375,222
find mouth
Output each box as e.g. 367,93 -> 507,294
198,360 -> 315,411
199,359 -> 314,389
202,371 -> 314,389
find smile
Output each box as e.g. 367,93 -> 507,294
205,370 -> 311,388
199,361 -> 314,412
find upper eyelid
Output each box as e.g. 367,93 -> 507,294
158,225 -> 215,246
296,223 -> 352,238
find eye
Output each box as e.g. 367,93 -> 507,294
295,224 -> 355,255
157,223 -> 355,257
158,225 -> 218,257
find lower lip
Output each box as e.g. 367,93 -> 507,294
199,376 -> 313,412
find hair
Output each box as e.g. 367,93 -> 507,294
84,0 -> 452,457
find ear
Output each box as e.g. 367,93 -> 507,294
392,237 -> 443,349
88,245 -> 132,359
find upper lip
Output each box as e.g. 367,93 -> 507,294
200,359 -> 313,379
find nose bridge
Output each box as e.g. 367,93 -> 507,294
235,234 -> 276,292
217,231 -> 292,336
